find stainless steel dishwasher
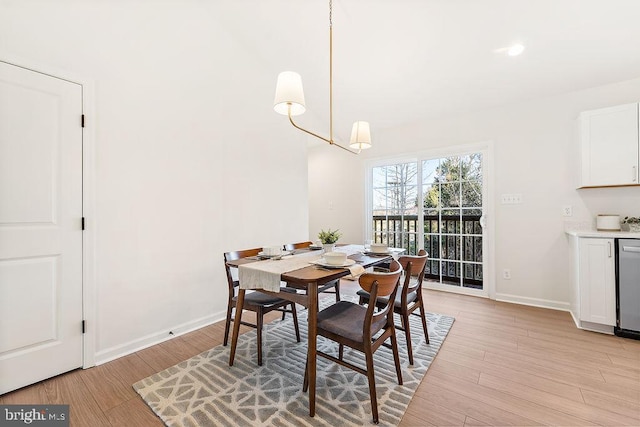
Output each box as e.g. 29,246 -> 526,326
616,239 -> 640,339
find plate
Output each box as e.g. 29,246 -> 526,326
311,258 -> 357,269
258,251 -> 291,258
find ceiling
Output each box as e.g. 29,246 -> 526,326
221,0 -> 640,141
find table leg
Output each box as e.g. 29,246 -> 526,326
307,282 -> 318,417
228,288 -> 245,366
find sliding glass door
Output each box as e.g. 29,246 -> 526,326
369,150 -> 487,296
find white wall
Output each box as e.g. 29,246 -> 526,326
1,1 -> 309,363
309,77 -> 640,309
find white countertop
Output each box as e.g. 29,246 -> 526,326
565,229 -> 640,238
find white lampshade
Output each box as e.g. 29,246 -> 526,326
349,121 -> 372,150
273,71 -> 306,116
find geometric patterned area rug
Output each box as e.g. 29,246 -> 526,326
134,297 -> 454,427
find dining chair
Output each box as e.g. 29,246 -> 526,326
223,248 -> 301,366
303,260 -> 403,424
283,241 -> 341,302
357,249 -> 429,365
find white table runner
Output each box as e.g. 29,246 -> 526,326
239,251 -> 323,292
238,246 -> 401,291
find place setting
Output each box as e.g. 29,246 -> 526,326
362,241 -> 402,257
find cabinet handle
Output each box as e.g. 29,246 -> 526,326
608,241 -> 612,258
634,166 -> 637,182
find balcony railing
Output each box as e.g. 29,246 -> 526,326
372,214 -> 483,288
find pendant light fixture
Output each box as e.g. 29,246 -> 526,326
273,0 -> 372,154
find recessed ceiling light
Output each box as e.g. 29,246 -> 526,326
507,43 -> 525,56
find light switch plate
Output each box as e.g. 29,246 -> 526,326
501,193 -> 523,204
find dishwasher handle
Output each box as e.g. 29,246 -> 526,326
622,246 -> 640,253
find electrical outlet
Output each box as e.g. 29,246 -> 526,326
562,206 -> 573,217
502,269 -> 511,280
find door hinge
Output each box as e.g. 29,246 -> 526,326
81,114 -> 85,128
82,320 -> 86,334
82,217 -> 85,230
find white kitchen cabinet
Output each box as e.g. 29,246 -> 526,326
577,238 -> 616,327
579,102 -> 639,187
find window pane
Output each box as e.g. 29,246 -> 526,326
462,180 -> 482,207
424,218 -> 439,233
372,217 -> 385,233
440,182 -> 461,207
385,183 -> 417,211
407,233 -> 417,254
373,188 -> 387,211
463,236 -> 482,261
403,214 -> 418,232
438,157 -> 461,182
386,163 -> 417,187
422,159 -> 440,184
373,166 -> 387,188
424,234 -> 440,258
441,261 -> 461,285
441,209 -> 460,234
463,264 -> 483,289
462,208 -> 483,216
423,184 -> 439,209
442,235 -> 461,260
425,259 -> 440,277
461,153 -> 482,181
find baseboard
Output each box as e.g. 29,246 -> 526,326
494,293 -> 571,312
569,310 -> 581,329
94,310 -> 227,366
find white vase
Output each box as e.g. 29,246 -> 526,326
323,244 -> 335,253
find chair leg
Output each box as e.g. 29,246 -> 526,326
223,303 -> 233,346
419,303 -> 430,344
302,356 -> 309,392
257,308 -> 264,366
358,295 -> 366,305
338,344 -> 344,360
390,328 -> 403,386
364,350 -> 379,424
291,303 -> 301,342
334,281 -> 341,302
402,312 -> 414,365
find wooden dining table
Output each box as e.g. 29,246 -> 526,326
226,247 -> 395,417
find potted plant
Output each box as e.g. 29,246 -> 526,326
318,228 -> 342,252
622,216 -> 640,232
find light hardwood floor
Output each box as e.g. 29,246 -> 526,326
2,283 -> 639,426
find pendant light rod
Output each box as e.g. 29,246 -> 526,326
329,0 -> 334,146
273,0 -> 372,154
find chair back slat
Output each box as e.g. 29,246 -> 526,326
283,241 -> 312,251
225,247 -> 262,262
398,249 -> 428,294
362,260 -> 402,331
358,260 -> 402,297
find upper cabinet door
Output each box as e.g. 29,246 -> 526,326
579,103 -> 639,188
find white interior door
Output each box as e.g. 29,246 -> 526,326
0,61 -> 83,394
